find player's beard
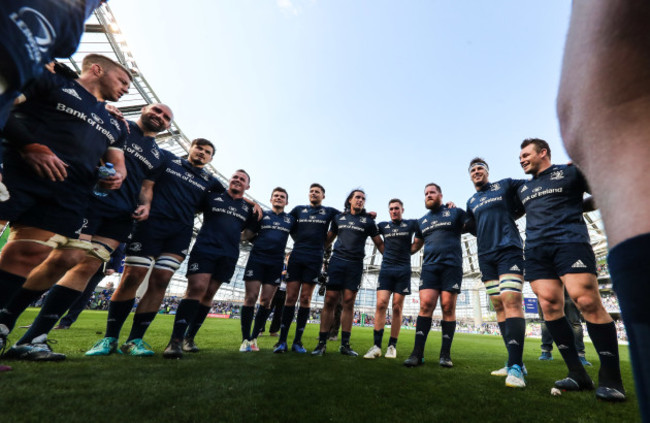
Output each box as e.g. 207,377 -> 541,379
426,198 -> 442,210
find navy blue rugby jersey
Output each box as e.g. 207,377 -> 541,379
330,212 -> 380,262
517,164 -> 590,248
92,121 -> 165,214
466,178 -> 525,255
289,205 -> 339,260
6,71 -> 127,188
148,149 -> 224,225
0,0 -> 101,92
415,205 -> 467,267
248,210 -> 296,262
192,191 -> 257,259
378,219 -> 418,269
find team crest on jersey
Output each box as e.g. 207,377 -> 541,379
550,170 -> 565,180
129,242 -> 142,252
318,209 -> 326,215
470,197 -> 476,203
131,143 -> 143,152
442,210 -> 451,217
62,88 -> 82,100
90,113 -> 104,125
110,118 -> 121,131
201,173 -> 210,181
283,216 -> 292,224
189,263 -> 199,272
151,147 -> 160,159
533,187 -> 542,193
490,183 -> 501,191
360,217 -> 367,223
242,204 -> 249,212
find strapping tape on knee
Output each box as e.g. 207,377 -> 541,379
124,255 -> 154,269
499,274 -> 524,293
154,255 -> 181,272
87,240 -> 114,262
9,233 -> 91,250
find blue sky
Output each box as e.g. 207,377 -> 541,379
109,0 -> 572,221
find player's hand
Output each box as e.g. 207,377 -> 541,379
20,143 -> 68,181
99,172 -> 123,190
132,205 -> 150,221
368,211 -> 377,219
105,104 -> 129,133
253,202 -> 263,221
446,201 -> 456,209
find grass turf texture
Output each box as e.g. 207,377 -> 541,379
0,309 -> 639,423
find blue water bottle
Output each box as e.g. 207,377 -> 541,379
93,162 -> 116,197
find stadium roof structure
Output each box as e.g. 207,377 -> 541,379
78,4 -> 611,310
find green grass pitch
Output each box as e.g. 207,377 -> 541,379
0,309 -> 639,422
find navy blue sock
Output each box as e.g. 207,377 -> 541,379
278,305 -> 295,343
240,305 -> 255,341
341,330 -> 351,345
505,317 -> 525,367
127,312 -> 158,342
293,306 -> 310,345
0,270 -> 26,309
17,285 -> 80,344
440,320 -> 456,355
0,287 -> 47,331
413,316 -> 432,357
388,336 -> 398,347
498,320 -> 508,347
586,321 -> 623,390
185,304 -> 211,339
609,234 -> 650,421
104,298 -> 135,339
545,317 -> 585,374
373,329 -> 384,347
252,307 -> 271,339
171,299 -> 200,341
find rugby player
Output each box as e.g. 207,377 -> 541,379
85,138 -> 223,356
0,54 -> 131,358
364,199 -> 417,360
2,104 -> 171,360
404,183 -> 467,368
273,183 -> 339,354
239,187 -> 295,352
557,1 -> 649,418
517,138 -> 625,401
163,170 -> 257,359
312,189 -> 384,357
465,158 -> 527,387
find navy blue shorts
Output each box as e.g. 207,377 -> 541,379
0,160 -> 89,238
286,255 -> 322,284
326,255 -> 363,292
82,207 -> 135,243
186,252 -> 238,282
419,264 -> 463,293
244,255 -> 283,286
478,247 -> 524,282
377,266 -> 411,295
126,217 -> 193,258
524,242 -> 597,281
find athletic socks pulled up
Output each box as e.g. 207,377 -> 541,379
412,315 -> 432,357
127,312 -> 158,342
104,298 -> 136,339
293,306 -> 310,344
278,305 -> 295,343
505,317 -> 525,367
252,306 -> 271,340
0,287 -> 47,332
0,270 -> 27,309
170,299 -> 200,341
545,316 -> 586,375
440,320 -> 456,356
17,285 -> 80,345
185,304 -> 211,339
373,329 -> 384,348
240,305 -> 255,341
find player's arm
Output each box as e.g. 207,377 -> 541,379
583,196 -> 597,212
325,230 -> 337,249
133,179 -> 155,221
371,234 -> 384,254
241,228 -> 257,242
410,238 -> 424,254
244,197 -> 263,221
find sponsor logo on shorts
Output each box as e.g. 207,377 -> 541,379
452,284 -> 460,290
189,263 -> 199,272
402,288 -> 409,293
62,88 -> 82,100
129,242 -> 142,252
509,265 -> 520,272
245,270 -> 253,277
571,260 -> 587,269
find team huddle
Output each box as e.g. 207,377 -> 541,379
3,0 -> 648,417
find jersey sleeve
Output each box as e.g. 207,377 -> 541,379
330,215 -> 340,235
367,218 -> 380,237
414,221 -> 424,240
210,177 -> 226,194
